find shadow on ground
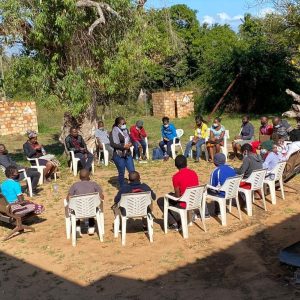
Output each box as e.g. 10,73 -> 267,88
1,213 -> 300,299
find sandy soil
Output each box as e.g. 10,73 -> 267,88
1,159 -> 300,300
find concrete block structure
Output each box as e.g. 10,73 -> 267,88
152,91 -> 194,118
0,101 -> 38,136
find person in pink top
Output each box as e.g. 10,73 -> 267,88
130,120 -> 147,160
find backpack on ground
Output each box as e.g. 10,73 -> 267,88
152,147 -> 164,160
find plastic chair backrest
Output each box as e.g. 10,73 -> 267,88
176,129 -> 184,139
221,175 -> 243,199
180,185 -> 206,210
119,192 -> 152,218
225,129 -> 230,139
245,169 -> 267,190
273,161 -> 287,181
68,193 -> 100,219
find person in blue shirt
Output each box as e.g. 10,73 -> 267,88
159,116 -> 177,160
1,166 -> 44,215
208,153 -> 236,215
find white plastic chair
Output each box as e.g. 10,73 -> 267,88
96,139 -> 109,166
113,192 -> 153,246
171,129 -> 184,159
238,169 -> 268,217
67,193 -> 104,246
205,175 -> 243,227
164,185 -> 207,239
263,162 -> 286,205
0,166 -> 33,197
69,149 -> 95,176
26,157 -> 46,185
130,137 -> 150,160
221,130 -> 230,161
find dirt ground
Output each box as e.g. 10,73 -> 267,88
1,158 -> 300,300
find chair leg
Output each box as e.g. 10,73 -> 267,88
199,203 -> 207,232
187,210 -> 193,226
219,200 -> 227,226
114,214 -> 120,238
180,210 -> 188,239
261,188 -> 267,211
279,178 -> 285,200
121,216 -> 127,246
73,162 -> 78,176
71,215 -> 77,247
235,197 -> 242,221
267,181 -> 276,205
244,191 -> 253,216
229,198 -> 232,213
26,178 -> 33,197
92,162 -> 95,175
147,214 -> 153,243
104,151 -> 109,166
100,212 -> 105,235
179,143 -> 183,154
65,217 -> 71,239
164,197 -> 168,234
96,212 -> 103,242
171,145 -> 175,159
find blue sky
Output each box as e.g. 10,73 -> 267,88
146,0 -> 274,30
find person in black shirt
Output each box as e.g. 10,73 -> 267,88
65,127 -> 94,171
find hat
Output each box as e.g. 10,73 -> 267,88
261,140 -> 274,151
214,153 -> 226,165
136,120 -> 143,128
27,130 -> 38,139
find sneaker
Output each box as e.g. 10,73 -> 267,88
163,155 -> 169,161
88,227 -> 95,235
194,159 -> 200,163
168,224 -> 179,231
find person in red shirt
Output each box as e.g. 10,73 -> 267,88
157,155 -> 209,230
259,116 -> 273,137
130,120 -> 147,160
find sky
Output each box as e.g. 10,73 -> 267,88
146,0 -> 274,30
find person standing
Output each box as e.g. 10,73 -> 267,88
0,144 -> 41,196
184,116 -> 209,163
130,120 -> 147,160
65,127 -> 94,171
110,117 -> 135,187
159,116 -> 177,160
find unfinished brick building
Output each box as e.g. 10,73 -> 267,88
152,91 -> 194,119
0,101 -> 38,136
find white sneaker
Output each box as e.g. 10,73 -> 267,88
88,226 -> 95,235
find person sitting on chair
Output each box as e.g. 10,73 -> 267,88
184,116 -> 208,163
207,153 -> 236,216
262,142 -> 286,172
65,127 -> 94,171
23,130 -> 57,182
231,116 -> 254,160
66,169 -> 104,235
0,144 -> 41,196
159,116 -> 177,160
130,120 -> 148,161
0,166 -> 44,215
206,117 -> 225,162
272,116 -> 293,141
95,121 -> 114,160
157,155 -> 209,231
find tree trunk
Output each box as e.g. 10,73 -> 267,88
59,96 -> 98,153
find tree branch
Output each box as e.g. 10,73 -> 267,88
76,0 -> 120,35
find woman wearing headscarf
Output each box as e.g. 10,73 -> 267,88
110,117 -> 135,186
23,130 -> 57,182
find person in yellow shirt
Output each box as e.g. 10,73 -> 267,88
184,116 -> 209,162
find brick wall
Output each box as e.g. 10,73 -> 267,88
152,91 -> 194,119
0,101 -> 38,136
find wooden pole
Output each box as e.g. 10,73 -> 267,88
208,73 -> 240,121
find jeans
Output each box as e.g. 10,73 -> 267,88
19,168 -> 41,191
159,140 -> 174,156
184,139 -> 205,160
75,152 -> 94,171
133,140 -> 147,159
113,153 -> 135,187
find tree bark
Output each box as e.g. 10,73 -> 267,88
59,96 -> 98,153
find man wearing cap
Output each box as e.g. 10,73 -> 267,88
130,120 -> 147,160
207,153 -> 236,215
